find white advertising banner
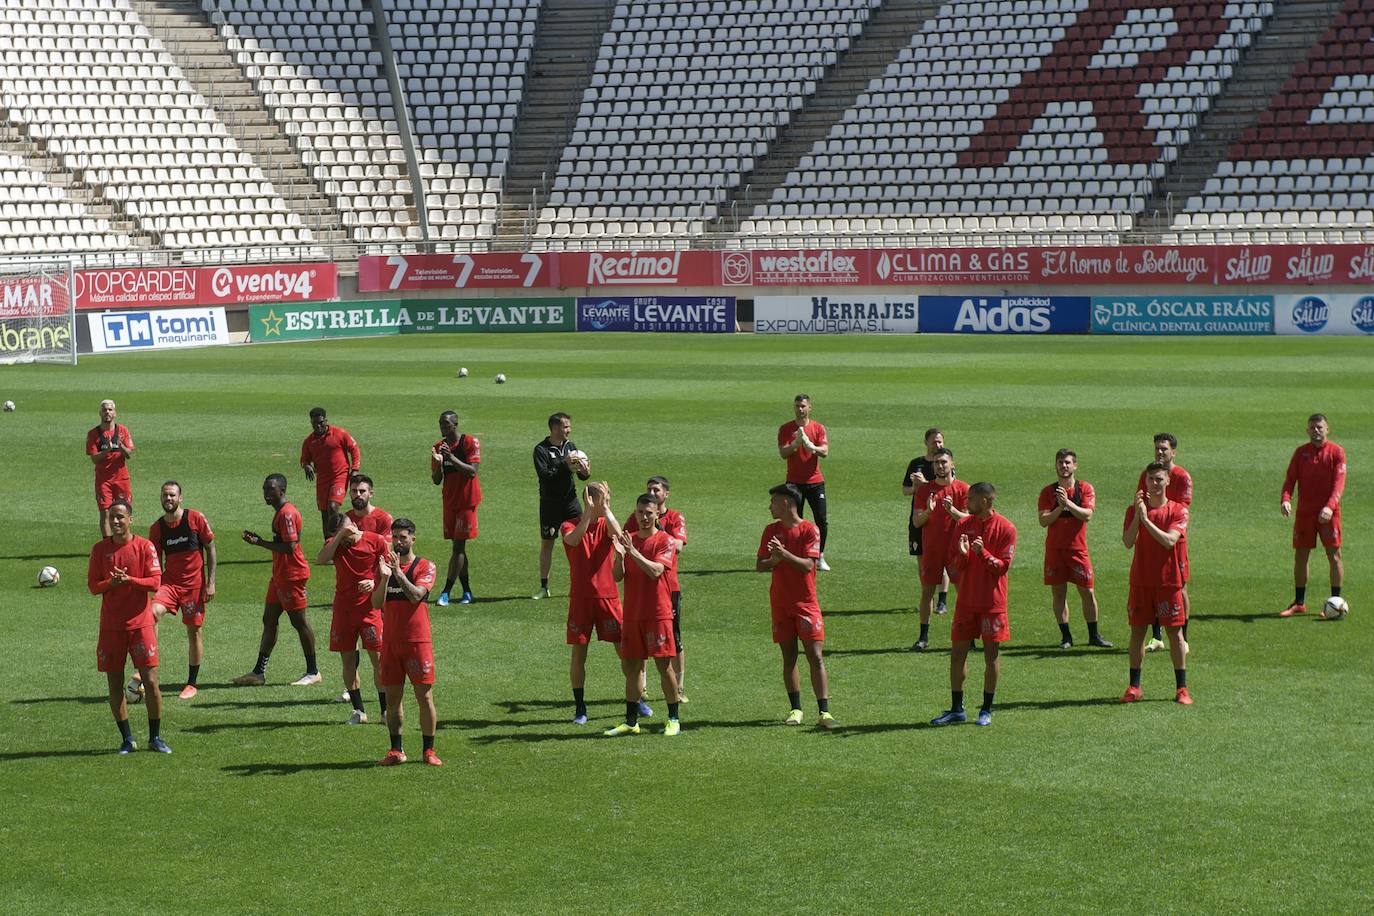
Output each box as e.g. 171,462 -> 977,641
1274,294 -> 1374,336
753,294 -> 918,334
87,307 -> 232,353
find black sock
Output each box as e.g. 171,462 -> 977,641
1175,669 -> 1187,689
938,591 -> 948,605
1331,586 -> 1342,598
818,697 -> 829,714
625,701 -> 638,727
348,688 -> 364,712
1151,623 -> 1162,641
1087,621 -> 1101,640
253,653 -> 269,676
149,717 -> 160,740
1059,622 -> 1072,642
304,652 -> 318,675
1182,621 -> 1189,640
390,732 -> 402,752
1296,586 -> 1306,605
1129,667 -> 1141,688
117,718 -> 132,741
187,664 -> 199,686
540,577 -> 549,589
981,692 -> 994,713
919,623 -> 930,642
573,687 -> 586,716
443,577 -> 456,594
378,691 -> 387,715
951,690 -> 963,712
788,690 -> 802,711
458,570 -> 471,593
422,734 -> 435,752
668,702 -> 679,721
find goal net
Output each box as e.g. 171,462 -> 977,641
0,261 -> 77,365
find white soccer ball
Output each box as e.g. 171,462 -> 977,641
125,677 -> 145,704
495,373 -> 507,384
458,366 -> 469,378
37,565 -> 59,587
569,449 -> 588,463
2,400 -> 14,412
1322,596 -> 1349,620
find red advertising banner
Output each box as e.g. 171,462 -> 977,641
74,263 -> 337,310
358,252 -> 553,291
357,244 -> 1374,290
1,275 -> 70,318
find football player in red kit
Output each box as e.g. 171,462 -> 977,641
300,406 -> 361,537
1121,463 -> 1192,706
757,483 -> 835,728
87,398 -> 134,536
1279,413 -> 1347,617
645,476 -> 688,698
345,475 -> 393,538
432,410 -> 481,606
148,481 -> 216,700
373,519 -> 442,767
930,482 -> 1016,728
1038,449 -> 1111,650
318,513 -> 390,724
562,482 -> 625,724
1136,433 -> 1192,652
89,501 -> 168,753
777,394 -> 831,570
910,448 -> 970,651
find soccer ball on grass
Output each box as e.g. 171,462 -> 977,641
37,565 -> 59,587
1322,597 -> 1349,621
2,400 -> 14,412
495,373 -> 507,384
457,367 -> 468,378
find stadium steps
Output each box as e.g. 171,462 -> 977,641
702,0 -> 943,239
0,120 -> 156,254
131,0 -> 355,254
494,0 -> 617,247
1130,0 -> 1347,239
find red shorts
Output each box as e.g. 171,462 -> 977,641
266,577 -> 309,612
330,603 -> 384,652
379,640 -> 435,685
1044,549 -> 1094,588
443,501 -> 479,540
154,582 -> 207,627
919,546 -> 956,586
317,476 -> 348,512
1293,512 -> 1342,550
97,625 -> 158,673
1127,585 -> 1187,628
566,594 -> 623,645
772,608 -> 825,643
95,476 -> 131,511
618,614 -> 675,659
951,606 -> 1009,643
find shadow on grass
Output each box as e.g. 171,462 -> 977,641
995,697 -> 1119,711
826,721 -> 935,737
462,717 -> 780,744
825,607 -> 909,617
187,696 -> 335,710
1188,612 -> 1284,624
0,748 -> 114,762
826,646 -> 915,657
1,552 -> 90,561
11,695 -> 108,706
681,568 -> 755,578
182,719 -> 339,735
442,717 -> 578,730
492,698 -> 622,714
222,760 -> 378,777
996,644 -> 1125,659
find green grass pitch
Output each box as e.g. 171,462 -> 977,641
1,332 -> 1370,914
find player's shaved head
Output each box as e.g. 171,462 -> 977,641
440,410 -> 458,424
309,407 -> 327,420
265,473 -> 288,490
969,482 -> 996,498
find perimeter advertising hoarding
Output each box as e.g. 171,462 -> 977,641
1091,295 -> 1275,335
74,263 -> 338,310
250,298 -> 574,341
753,295 -> 918,334
576,296 -> 735,332
87,308 -> 232,352
1274,294 -> 1374,336
918,296 -> 1091,334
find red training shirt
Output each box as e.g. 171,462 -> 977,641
562,517 -> 618,600
658,508 -> 687,593
86,423 -> 133,487
778,420 -> 827,484
332,530 -> 389,612
300,426 -> 361,486
149,509 -> 213,590
623,529 -> 675,623
88,535 -> 161,630
1124,501 -> 1189,589
1039,480 -> 1094,553
383,556 -> 437,642
1281,441 -> 1346,517
950,512 -> 1017,611
757,519 -> 822,616
433,435 -> 483,510
915,479 -> 971,550
347,506 -> 394,538
271,502 -> 310,582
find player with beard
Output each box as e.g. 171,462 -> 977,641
432,410 -> 481,606
300,407 -> 361,538
318,513 -> 390,724
345,475 -> 393,538
1136,434 -> 1192,652
87,399 -> 135,536
903,427 -> 951,613
1279,413 -> 1346,618
148,481 -> 217,700
374,519 -> 442,766
533,412 -> 589,599
1038,449 -> 1111,649
778,394 -> 831,570
645,475 -> 689,700
89,501 -> 168,753
1121,463 -> 1192,705
234,474 -> 319,687
910,449 -> 970,651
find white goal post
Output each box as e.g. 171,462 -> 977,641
0,260 -> 77,365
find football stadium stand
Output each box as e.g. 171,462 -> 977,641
0,0 -> 1369,266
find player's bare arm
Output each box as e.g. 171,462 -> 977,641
302,462 -> 316,482
204,541 -> 217,602
315,529 -> 346,565
242,530 -> 296,553
771,537 -> 815,573
623,533 -> 665,578
943,495 -> 969,520
1140,511 -> 1181,548
912,491 -> 937,528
